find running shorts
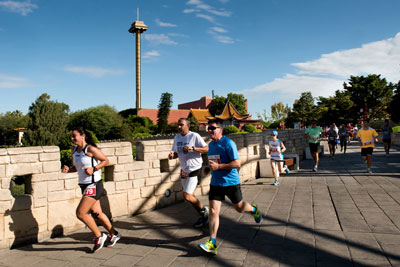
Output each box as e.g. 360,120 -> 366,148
209,184 -> 243,204
309,143 -> 320,154
361,147 -> 373,157
79,181 -> 104,200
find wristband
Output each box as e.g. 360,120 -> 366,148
192,146 -> 195,151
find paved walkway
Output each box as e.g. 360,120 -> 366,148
1,142 -> 400,267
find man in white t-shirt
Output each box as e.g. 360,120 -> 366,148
169,118 -> 209,228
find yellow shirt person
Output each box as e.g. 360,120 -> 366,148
357,128 -> 378,148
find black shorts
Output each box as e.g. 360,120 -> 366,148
79,180 -> 104,200
382,138 -> 391,144
309,143 -> 320,154
209,184 -> 243,204
361,147 -> 373,157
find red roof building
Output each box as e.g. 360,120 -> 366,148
178,96 -> 213,110
138,109 -> 190,125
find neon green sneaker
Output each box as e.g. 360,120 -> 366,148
199,240 -> 217,255
252,204 -> 262,223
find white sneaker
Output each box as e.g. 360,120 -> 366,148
313,166 -> 318,172
106,231 -> 121,247
92,233 -> 107,252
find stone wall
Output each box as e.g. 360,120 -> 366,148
0,129 -> 306,249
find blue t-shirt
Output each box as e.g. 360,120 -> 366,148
208,136 -> 241,186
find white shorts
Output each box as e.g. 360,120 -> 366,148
181,176 -> 198,194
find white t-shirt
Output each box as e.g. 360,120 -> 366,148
171,131 -> 207,173
269,139 -> 284,161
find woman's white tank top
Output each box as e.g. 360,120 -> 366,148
269,139 -> 284,161
73,145 -> 101,184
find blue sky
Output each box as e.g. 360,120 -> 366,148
1,0 -> 399,119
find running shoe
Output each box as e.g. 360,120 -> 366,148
367,168 -> 372,174
273,180 -> 279,186
106,231 -> 121,247
252,204 -> 262,223
199,240 -> 217,255
92,233 -> 107,253
284,165 -> 290,174
313,166 -> 318,172
193,206 -> 209,228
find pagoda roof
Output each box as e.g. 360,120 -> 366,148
209,101 -> 250,121
189,109 -> 212,123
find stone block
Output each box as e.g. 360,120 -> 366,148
128,188 -> 141,200
141,186 -> 154,198
39,152 -> 60,162
0,156 -> 10,164
9,195 -> 32,211
143,152 -> 158,161
107,156 -> 117,165
173,182 -> 183,192
115,181 -> 131,191
128,171 -> 135,180
103,182 -> 115,195
156,140 -> 171,145
33,197 -> 47,208
133,169 -> 148,179
48,190 -> 73,202
133,179 -> 145,188
32,206 -> 47,226
7,146 -> 43,155
42,161 -> 61,173
0,165 -> 5,178
131,161 -> 150,171
98,142 -> 121,148
107,193 -> 128,217
155,182 -> 175,196
157,194 -> 176,208
32,182 -> 47,198
140,140 -> 157,145
148,168 -> 161,177
60,172 -> 77,180
48,199 -> 80,229
47,180 -> 64,192
100,147 -> 115,156
64,179 -> 77,190
4,209 -> 40,239
169,173 -> 181,182
156,145 -> 172,152
0,201 -> 11,214
32,172 -> 60,182
146,176 -> 162,186
115,146 -> 132,156
113,172 -> 129,181
0,189 -> 12,201
0,149 -> 7,156
1,178 -> 11,189
6,163 -> 42,177
0,213 -> 3,239
42,146 -> 59,153
128,196 -> 157,214
143,145 -> 156,152
152,160 -> 160,168
118,155 -> 133,164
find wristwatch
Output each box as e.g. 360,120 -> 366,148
192,146 -> 195,151
93,166 -> 98,172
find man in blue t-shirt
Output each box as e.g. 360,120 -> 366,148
198,119 -> 262,255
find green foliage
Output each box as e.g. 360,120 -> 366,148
393,126 -> 400,133
132,145 -> 136,159
209,93 -> 247,116
165,122 -> 178,134
242,124 -> 258,133
388,82 -> 400,122
59,130 -> 99,150
317,90 -> 354,125
188,116 -> 200,132
223,125 -> 239,135
286,92 -> 316,127
344,74 -> 394,121
157,92 -> 173,134
0,110 -> 28,146
118,108 -> 138,118
271,102 -> 290,122
23,93 -> 70,146
60,149 -> 72,168
68,105 -> 128,140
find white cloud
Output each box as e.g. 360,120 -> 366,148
292,32 -> 400,82
183,8 -> 197,13
186,0 -> 231,17
196,13 -> 216,24
63,65 -> 125,78
242,32 -> 400,100
0,0 -> 37,16
210,26 -> 227,33
214,35 -> 234,44
143,50 -> 160,59
0,73 -> 31,88
143,33 -> 178,45
155,18 -> 177,27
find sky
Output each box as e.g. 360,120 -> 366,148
1,0 -> 399,119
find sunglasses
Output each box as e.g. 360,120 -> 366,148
207,126 -> 220,131
271,134 -> 276,136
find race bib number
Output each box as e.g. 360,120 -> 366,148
329,136 -> 335,141
180,169 -> 190,178
83,184 -> 96,197
208,155 -> 221,164
270,147 -> 279,153
312,136 -> 318,141
363,141 -> 373,145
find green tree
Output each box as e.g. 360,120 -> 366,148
0,110 -> 28,146
286,92 -> 316,127
157,92 -> 173,134
317,90 -> 354,125
23,94 -> 69,146
188,116 -> 200,132
209,93 -> 247,116
388,81 -> 400,122
343,74 -> 394,121
68,105 -> 129,140
271,102 -> 290,122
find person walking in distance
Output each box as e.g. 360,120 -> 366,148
304,121 -> 323,172
268,130 -> 290,186
62,127 -> 121,253
339,124 -> 348,153
168,118 -> 209,228
357,119 -> 379,173
382,119 -> 392,157
326,124 -> 338,159
198,119 -> 262,255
